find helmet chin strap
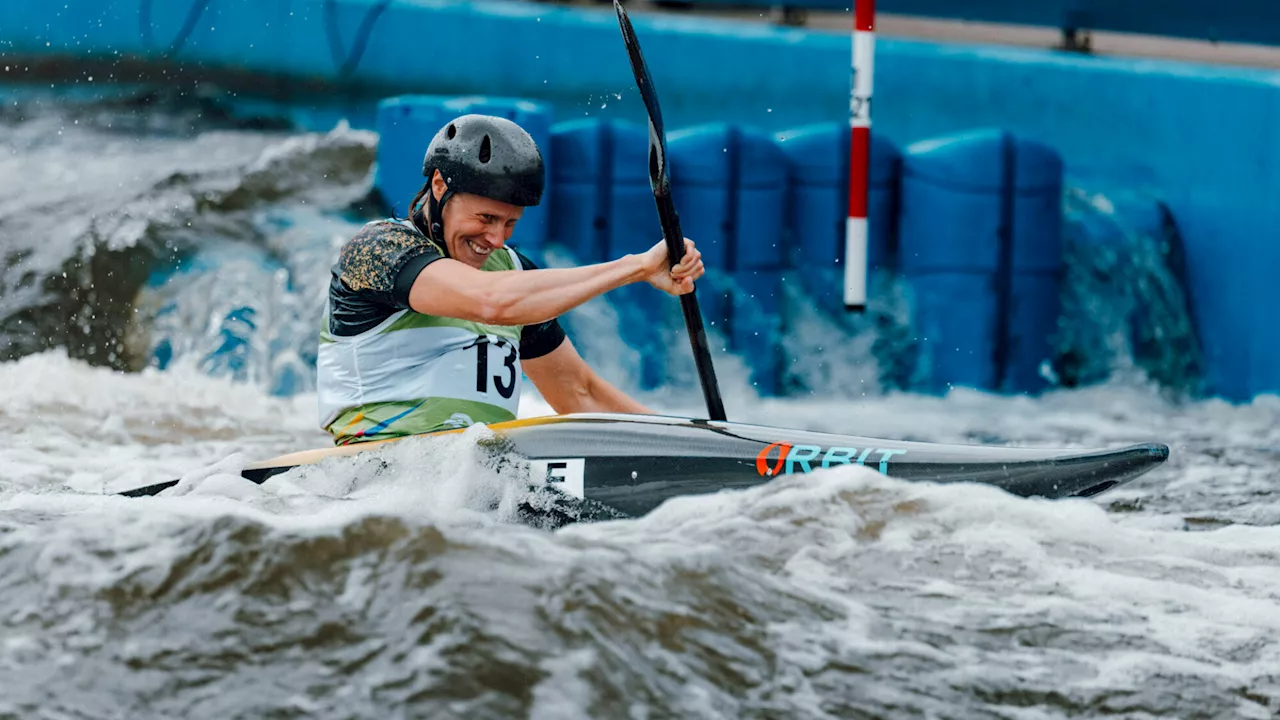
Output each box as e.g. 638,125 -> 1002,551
426,184 -> 457,255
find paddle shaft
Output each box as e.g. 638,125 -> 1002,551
615,0 -> 727,422
655,188 -> 727,421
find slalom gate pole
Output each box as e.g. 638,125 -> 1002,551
845,0 -> 875,311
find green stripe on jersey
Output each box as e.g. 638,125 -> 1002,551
382,312 -> 521,341
326,397 -> 517,445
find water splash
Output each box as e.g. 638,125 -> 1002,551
0,86 -> 375,372
1055,186 -> 1203,397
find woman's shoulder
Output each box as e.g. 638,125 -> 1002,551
346,218 -> 423,246
337,219 -> 437,293
340,219 -> 429,260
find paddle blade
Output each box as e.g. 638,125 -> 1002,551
614,0 -> 670,198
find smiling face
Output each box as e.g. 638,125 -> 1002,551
431,171 -> 524,269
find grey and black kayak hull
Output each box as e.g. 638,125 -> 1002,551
456,414 -> 1167,518
230,413 -> 1169,520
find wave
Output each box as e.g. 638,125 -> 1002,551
0,86 -> 376,373
2,453 -> 1277,717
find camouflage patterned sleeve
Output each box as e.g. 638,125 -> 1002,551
337,221 -> 443,302
327,221 -> 446,337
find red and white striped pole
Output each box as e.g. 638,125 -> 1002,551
845,0 -> 875,310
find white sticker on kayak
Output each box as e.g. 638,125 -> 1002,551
530,458 -> 585,499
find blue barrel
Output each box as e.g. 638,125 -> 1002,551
667,123 -> 792,393
374,95 -> 553,254
777,122 -> 901,314
1005,140 -> 1064,393
667,124 -> 734,337
734,128 -> 789,394
606,121 -> 660,258
548,118 -> 668,389
602,121 -> 667,389
735,128 -> 789,271
900,129 -> 1065,394
549,119 -> 611,263
899,130 -> 1007,393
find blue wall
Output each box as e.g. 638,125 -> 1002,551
872,42 -> 1280,401
3,0 -> 1277,399
0,0 -> 845,131
689,0 -> 1280,48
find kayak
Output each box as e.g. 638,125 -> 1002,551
123,413 -> 1169,521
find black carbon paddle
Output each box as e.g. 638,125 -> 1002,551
614,0 -> 727,422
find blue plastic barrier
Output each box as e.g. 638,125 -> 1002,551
899,126 -> 1002,393
606,121 -> 668,389
777,122 -> 902,314
731,127 -> 789,394
549,119 -> 612,264
0,0 -> 291,67
547,118 -> 660,264
899,129 -> 1064,394
1005,140 -> 1063,393
666,124 -> 735,335
548,118 -> 666,388
667,124 -> 789,393
269,0 -> 399,80
373,95 -> 553,255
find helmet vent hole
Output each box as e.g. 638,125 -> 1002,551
447,124 -> 457,139
479,135 -> 492,163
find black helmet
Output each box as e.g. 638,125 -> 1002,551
422,114 -> 545,207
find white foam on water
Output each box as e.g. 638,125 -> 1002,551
2,351 -> 1279,716
570,466 -> 1280,716
0,353 -> 308,499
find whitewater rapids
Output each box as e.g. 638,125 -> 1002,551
0,84 -> 1276,718
2,353 -> 1278,718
